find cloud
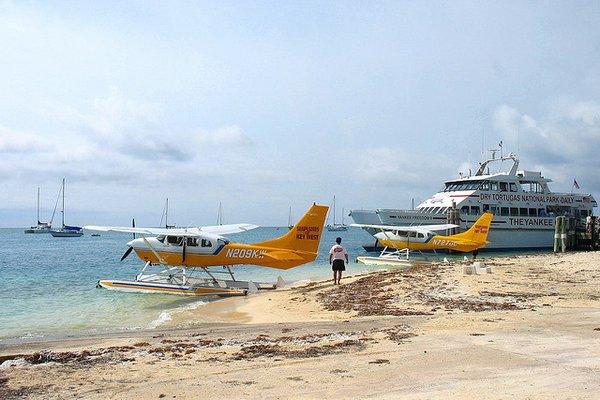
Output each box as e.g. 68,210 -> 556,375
0,125 -> 53,153
492,101 -> 600,193
196,125 -> 252,147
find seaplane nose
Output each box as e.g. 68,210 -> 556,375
374,232 -> 386,240
126,239 -> 137,247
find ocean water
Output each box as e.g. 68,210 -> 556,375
0,227 -> 543,342
0,227 -> 381,342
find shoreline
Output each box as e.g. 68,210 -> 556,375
2,251 -> 600,399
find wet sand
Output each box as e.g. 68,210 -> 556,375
1,251 -> 600,399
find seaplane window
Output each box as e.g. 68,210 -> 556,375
510,207 -> 518,216
157,235 -> 165,243
490,182 -> 498,191
510,183 -> 518,192
417,233 -> 425,239
519,208 -> 528,216
501,207 -> 509,216
201,239 -> 212,247
500,182 -> 508,192
166,236 -> 182,245
397,231 -> 408,237
186,237 -> 199,246
408,231 -> 417,238
529,208 -> 538,216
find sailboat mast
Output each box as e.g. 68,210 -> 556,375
165,198 -> 169,228
217,202 -> 223,225
37,187 -> 40,223
333,195 -> 337,225
61,178 -> 65,227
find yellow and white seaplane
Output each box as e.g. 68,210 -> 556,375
352,212 -> 493,266
84,203 -> 328,296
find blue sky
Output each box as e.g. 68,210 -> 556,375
1,1 -> 600,227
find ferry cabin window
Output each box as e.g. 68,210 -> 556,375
499,182 -> 508,192
539,208 -> 547,217
470,206 -> 480,215
510,207 -> 518,216
481,181 -> 490,191
461,206 -> 469,214
520,208 -> 528,216
490,182 -> 498,191
500,207 -> 509,216
490,206 -> 498,214
483,204 -> 489,212
510,183 -> 518,192
529,208 -> 538,217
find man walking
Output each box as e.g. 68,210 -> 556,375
329,237 -> 349,285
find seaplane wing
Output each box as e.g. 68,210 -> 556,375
199,223 -> 259,235
350,223 -> 459,233
83,224 -> 258,237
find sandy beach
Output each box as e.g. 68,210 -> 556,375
1,251 -> 600,399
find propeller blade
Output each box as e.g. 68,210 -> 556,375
132,218 -> 136,239
120,246 -> 134,261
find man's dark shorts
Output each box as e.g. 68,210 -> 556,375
332,259 -> 346,271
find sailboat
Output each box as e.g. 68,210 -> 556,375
50,178 -> 83,237
326,195 -> 348,231
159,198 -> 176,229
287,206 -> 293,230
24,187 -> 53,233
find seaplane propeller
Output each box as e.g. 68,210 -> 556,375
120,246 -> 134,261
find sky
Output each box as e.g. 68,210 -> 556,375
1,0 -> 600,227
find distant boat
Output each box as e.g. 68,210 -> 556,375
24,187 -> 53,234
50,178 -> 83,237
91,233 -> 101,237
288,206 -> 293,230
326,195 -> 348,231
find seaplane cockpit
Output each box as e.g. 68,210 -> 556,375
374,229 -> 432,244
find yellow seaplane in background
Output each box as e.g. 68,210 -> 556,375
352,212 -> 493,266
85,203 -> 328,296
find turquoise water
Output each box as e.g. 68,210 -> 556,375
0,227 -> 381,341
0,227 -> 544,342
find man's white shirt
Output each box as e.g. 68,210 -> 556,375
329,244 -> 348,261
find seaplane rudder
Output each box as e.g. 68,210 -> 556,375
255,203 -> 328,256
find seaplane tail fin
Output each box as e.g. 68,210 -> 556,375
453,212 -> 493,245
256,203 -> 329,254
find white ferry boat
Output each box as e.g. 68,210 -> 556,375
350,153 -> 596,251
